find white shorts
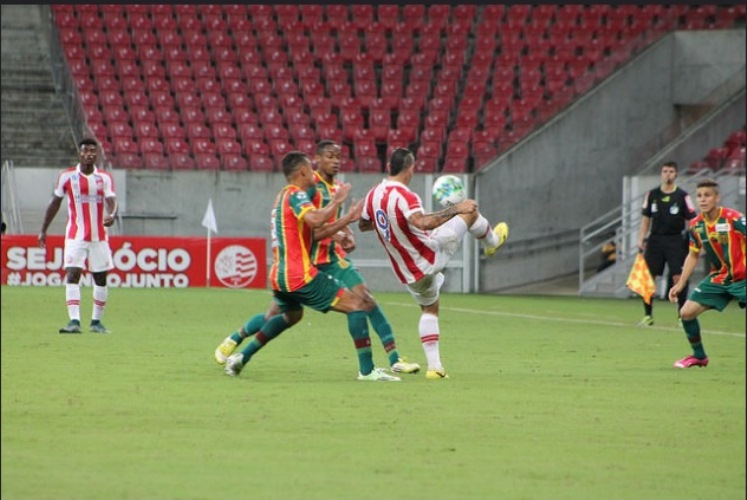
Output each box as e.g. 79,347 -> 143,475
406,272 -> 445,307
429,216 -> 469,273
404,217 -> 469,307
64,239 -> 114,273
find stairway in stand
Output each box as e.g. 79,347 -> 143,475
1,5 -> 76,168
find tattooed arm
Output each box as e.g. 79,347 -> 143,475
408,199 -> 477,231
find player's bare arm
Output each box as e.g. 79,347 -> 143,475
338,226 -> 356,252
38,195 -> 63,248
303,184 -> 351,228
409,199 -> 477,231
668,250 -> 699,301
312,199 -> 364,241
636,215 -> 651,251
103,197 -> 117,227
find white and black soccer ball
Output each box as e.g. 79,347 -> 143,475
432,175 -> 466,208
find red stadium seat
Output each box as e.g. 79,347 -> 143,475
249,154 -> 275,172
186,123 -> 212,140
216,138 -> 242,157
191,138 -> 216,156
112,136 -> 139,155
413,157 -> 438,173
142,153 -> 170,170
416,140 -> 442,162
164,137 -> 191,156
107,120 -> 134,141
206,107 -> 232,125
194,153 -> 220,170
134,121 -> 159,140
112,152 -> 143,169
220,154 -> 248,171
239,124 -> 265,142
244,139 -> 270,158
212,123 -> 237,140
148,103 -> 177,124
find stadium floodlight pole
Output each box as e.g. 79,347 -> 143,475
201,198 -> 218,287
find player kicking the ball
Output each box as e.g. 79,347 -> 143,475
358,148 -> 509,379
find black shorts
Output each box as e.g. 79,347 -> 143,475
644,233 -> 688,277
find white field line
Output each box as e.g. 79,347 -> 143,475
382,301 -> 746,339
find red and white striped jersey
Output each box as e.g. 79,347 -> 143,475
53,164 -> 116,241
361,179 -> 438,284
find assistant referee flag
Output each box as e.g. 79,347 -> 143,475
626,253 -> 656,305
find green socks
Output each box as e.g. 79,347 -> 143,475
230,313 -> 267,344
239,314 -> 290,364
682,318 -> 707,359
348,311 -> 374,375
368,305 -> 399,366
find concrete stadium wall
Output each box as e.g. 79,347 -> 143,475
478,29 -> 745,292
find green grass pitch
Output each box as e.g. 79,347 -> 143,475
1,286 -> 744,500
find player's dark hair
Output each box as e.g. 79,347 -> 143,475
389,148 -> 414,175
281,151 -> 310,179
79,138 -> 98,149
316,139 -> 339,154
662,160 -> 678,171
696,178 -> 719,192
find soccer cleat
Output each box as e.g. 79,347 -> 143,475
89,322 -> 111,334
59,320 -> 82,334
637,315 -> 654,327
224,353 -> 245,377
391,357 -> 420,374
425,368 -> 449,379
214,337 -> 238,365
673,355 -> 709,369
357,367 -> 401,381
484,222 -> 509,257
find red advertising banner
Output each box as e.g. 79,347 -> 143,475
1,235 -> 266,289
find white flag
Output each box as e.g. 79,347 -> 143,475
202,198 -> 218,234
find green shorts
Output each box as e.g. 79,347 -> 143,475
273,271 -> 345,314
318,259 -> 365,290
689,277 -> 746,312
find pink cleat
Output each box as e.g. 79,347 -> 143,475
673,355 -> 709,368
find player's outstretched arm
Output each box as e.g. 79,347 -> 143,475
313,199 -> 363,241
409,199 -> 477,231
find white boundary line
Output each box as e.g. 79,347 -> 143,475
382,301 -> 746,339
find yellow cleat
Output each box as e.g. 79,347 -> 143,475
425,368 -> 449,379
214,337 -> 238,365
391,357 -> 421,374
484,222 -> 509,257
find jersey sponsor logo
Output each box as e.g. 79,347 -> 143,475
375,209 -> 390,241
715,223 -> 731,233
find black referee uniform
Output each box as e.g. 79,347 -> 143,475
641,185 -> 697,316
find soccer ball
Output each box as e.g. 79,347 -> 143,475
432,175 -> 466,208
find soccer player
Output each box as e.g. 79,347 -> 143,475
215,141 -> 419,374
38,138 -> 117,334
635,161 -> 697,326
359,148 -> 509,379
668,178 -> 745,368
223,151 -> 400,381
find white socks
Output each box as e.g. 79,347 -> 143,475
419,312 -> 442,370
92,285 -> 108,321
469,214 -> 498,247
65,283 -> 81,322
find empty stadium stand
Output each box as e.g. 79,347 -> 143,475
51,4 -> 746,173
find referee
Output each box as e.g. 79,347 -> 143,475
635,161 -> 697,326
